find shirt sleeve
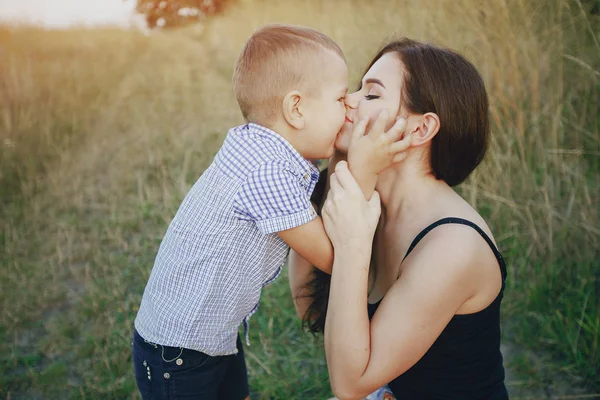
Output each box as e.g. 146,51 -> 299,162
235,161 -> 317,234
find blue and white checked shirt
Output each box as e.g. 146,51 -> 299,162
134,123 -> 320,356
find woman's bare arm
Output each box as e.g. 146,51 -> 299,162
325,226 -> 482,400
321,163 -> 482,400
288,249 -> 316,319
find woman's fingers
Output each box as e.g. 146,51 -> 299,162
369,191 -> 381,208
334,161 -> 361,192
384,117 -> 407,143
369,191 -> 382,218
368,109 -> 389,139
351,116 -> 369,143
329,172 -> 341,190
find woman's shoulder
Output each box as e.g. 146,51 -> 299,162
419,209 -> 498,261
400,212 -> 504,313
432,192 -> 498,249
401,197 -> 498,267
408,220 -> 491,264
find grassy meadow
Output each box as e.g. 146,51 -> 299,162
1,0 -> 599,398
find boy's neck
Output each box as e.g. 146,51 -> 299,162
259,119 -> 307,159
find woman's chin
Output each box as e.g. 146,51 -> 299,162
334,135 -> 350,154
335,148 -> 348,156
334,142 -> 348,154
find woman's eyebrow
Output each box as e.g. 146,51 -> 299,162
363,78 -> 386,89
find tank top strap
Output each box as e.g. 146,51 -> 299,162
402,217 -> 507,281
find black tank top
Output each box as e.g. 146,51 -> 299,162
368,217 -> 509,400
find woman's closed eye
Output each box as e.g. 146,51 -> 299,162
365,94 -> 380,100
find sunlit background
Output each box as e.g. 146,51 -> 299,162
0,0 -> 139,27
0,1 -> 598,399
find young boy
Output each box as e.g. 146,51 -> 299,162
132,24 -> 406,400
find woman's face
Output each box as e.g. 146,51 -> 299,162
336,52 -> 406,153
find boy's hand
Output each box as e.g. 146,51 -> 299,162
347,110 -> 412,198
348,109 -> 412,174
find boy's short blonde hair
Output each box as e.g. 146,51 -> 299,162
233,24 -> 344,124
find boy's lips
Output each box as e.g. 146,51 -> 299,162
345,116 -> 353,123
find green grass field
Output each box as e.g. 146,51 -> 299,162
1,0 -> 598,398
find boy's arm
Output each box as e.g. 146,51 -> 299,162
279,154 -> 347,275
350,168 -> 378,201
236,161 -> 335,273
347,111 -> 412,199
278,215 -> 333,274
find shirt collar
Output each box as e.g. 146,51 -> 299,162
246,123 -> 320,179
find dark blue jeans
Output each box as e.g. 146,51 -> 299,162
132,329 -> 249,400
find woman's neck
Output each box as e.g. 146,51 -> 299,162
375,157 -> 449,223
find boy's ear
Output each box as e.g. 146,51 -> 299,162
282,90 -> 305,129
408,112 -> 440,146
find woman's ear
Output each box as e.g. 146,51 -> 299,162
408,112 -> 440,146
282,90 -> 305,129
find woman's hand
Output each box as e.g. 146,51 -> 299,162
322,161 -> 381,253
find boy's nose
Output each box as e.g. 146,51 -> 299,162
344,92 -> 359,109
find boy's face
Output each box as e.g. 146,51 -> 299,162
301,50 -> 348,160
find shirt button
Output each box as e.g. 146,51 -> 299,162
303,173 -> 309,181
164,372 -> 170,379
176,358 -> 183,366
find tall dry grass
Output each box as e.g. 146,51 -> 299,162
0,0 -> 598,397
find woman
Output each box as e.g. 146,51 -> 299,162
289,38 -> 508,400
